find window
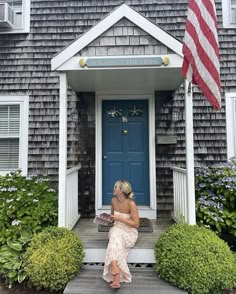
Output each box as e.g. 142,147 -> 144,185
0,96 -> 29,175
0,0 -> 30,33
222,0 -> 236,28
225,93 -> 236,160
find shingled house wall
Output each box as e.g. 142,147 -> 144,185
0,0 -> 231,217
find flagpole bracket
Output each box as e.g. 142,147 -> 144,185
187,82 -> 192,94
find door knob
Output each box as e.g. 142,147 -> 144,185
103,155 -> 107,159
122,129 -> 128,135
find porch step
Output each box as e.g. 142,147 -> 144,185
73,218 -> 173,263
84,247 -> 155,263
64,266 -> 188,294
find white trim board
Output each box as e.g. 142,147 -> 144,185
58,54 -> 183,71
95,94 -> 156,219
225,92 -> 236,160
84,248 -> 155,263
51,3 -> 183,70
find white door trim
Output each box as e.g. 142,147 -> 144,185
95,94 -> 156,218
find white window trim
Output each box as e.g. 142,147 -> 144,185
225,93 -> 236,160
0,0 -> 31,34
0,96 -> 29,176
222,0 -> 236,28
95,93 -> 157,219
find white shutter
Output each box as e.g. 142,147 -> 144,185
231,0 -> 236,23
0,105 -> 20,170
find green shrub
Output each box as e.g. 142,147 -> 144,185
0,170 -> 58,245
0,170 -> 58,287
23,227 -> 85,291
195,158 -> 236,238
0,230 -> 31,287
155,224 -> 236,294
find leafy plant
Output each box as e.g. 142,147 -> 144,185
0,170 -> 58,245
0,230 -> 32,287
155,224 -> 236,294
23,227 -> 85,292
195,158 -> 236,238
0,170 -> 58,287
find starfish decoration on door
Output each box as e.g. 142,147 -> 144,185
128,106 -> 143,117
107,107 -> 122,118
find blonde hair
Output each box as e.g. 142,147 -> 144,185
114,180 -> 135,199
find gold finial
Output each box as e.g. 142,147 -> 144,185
163,56 -> 170,66
79,58 -> 87,67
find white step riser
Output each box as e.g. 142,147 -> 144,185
84,248 -> 155,263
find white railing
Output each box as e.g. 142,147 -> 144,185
172,167 -> 188,224
66,164 -> 81,229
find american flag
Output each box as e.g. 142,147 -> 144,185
182,0 -> 221,110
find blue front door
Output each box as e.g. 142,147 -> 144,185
102,99 -> 150,205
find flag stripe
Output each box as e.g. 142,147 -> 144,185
182,0 -> 221,110
189,0 -> 219,57
183,38 -> 221,109
201,0 -> 218,28
185,19 -> 221,90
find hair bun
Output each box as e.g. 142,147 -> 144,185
128,191 -> 135,199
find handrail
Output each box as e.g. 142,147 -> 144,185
67,163 -> 81,175
171,166 -> 186,174
172,166 -> 188,224
66,163 -> 81,229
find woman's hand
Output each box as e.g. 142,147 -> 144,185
111,214 -> 121,222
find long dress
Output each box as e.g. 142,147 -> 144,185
102,210 -> 138,283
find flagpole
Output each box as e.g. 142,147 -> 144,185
185,80 -> 196,225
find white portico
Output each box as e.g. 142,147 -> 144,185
51,3 -> 196,229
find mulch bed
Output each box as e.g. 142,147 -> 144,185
220,233 -> 236,252
0,280 -> 62,294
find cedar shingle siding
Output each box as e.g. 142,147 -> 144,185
0,0 -> 230,217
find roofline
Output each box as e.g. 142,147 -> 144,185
51,3 -> 183,71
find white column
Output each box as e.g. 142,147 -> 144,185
185,80 -> 196,225
58,72 -> 68,227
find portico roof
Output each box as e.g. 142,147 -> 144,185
51,3 -> 184,92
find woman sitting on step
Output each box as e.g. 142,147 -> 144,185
102,180 -> 139,289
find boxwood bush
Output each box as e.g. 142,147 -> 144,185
23,227 -> 85,292
155,224 -> 236,294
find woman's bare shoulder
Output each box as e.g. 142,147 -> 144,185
128,199 -> 137,208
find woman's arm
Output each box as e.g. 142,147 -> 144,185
111,198 -> 115,215
112,200 -> 139,228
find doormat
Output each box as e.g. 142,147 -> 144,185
98,218 -> 153,233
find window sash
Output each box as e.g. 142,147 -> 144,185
0,104 -> 20,171
231,0 -> 236,23
0,104 -> 20,138
0,138 -> 19,170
